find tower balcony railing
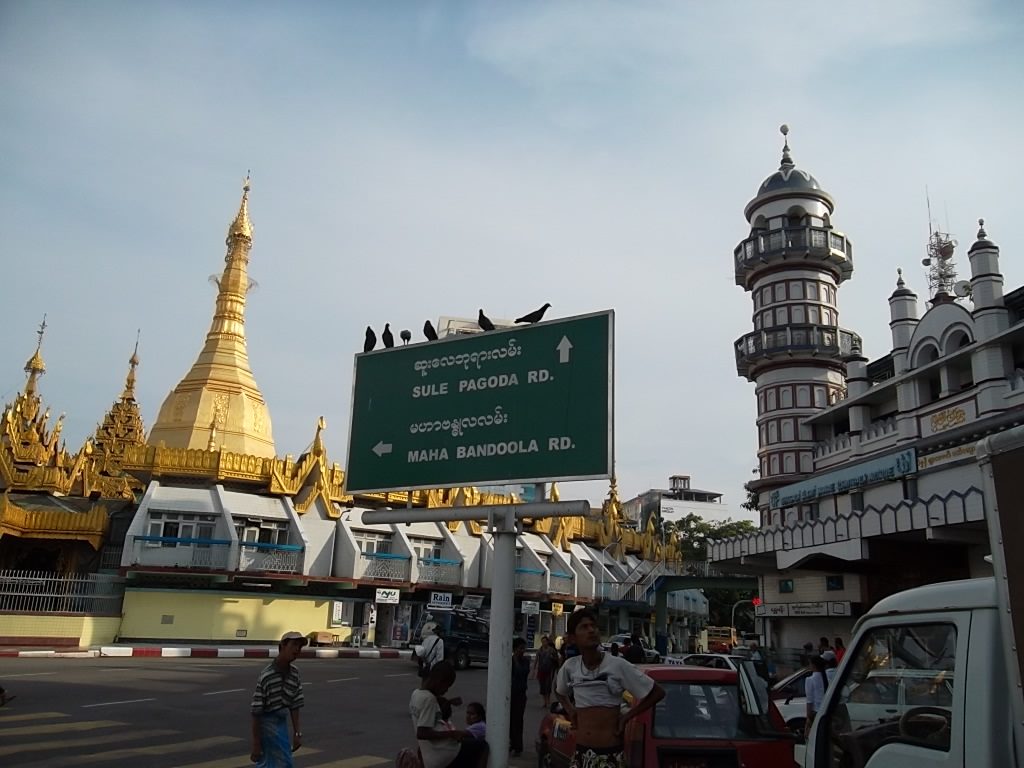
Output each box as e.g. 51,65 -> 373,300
734,225 -> 854,285
238,542 -> 303,574
735,324 -> 862,378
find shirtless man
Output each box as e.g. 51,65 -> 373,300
555,608 -> 664,767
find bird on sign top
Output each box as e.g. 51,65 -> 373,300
515,303 -> 551,324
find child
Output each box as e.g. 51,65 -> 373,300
465,701 -> 486,740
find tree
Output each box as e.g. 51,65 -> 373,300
740,467 -> 760,514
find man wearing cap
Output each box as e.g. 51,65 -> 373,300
251,631 -> 307,766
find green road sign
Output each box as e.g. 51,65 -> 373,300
343,310 -> 614,494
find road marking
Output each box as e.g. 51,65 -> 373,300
82,697 -> 156,708
202,688 -> 245,696
0,719 -> 122,737
384,673 -> 411,677
27,735 -> 242,766
305,757 -> 389,768
0,671 -> 58,678
327,677 -> 358,682
171,748 -> 324,768
0,727 -> 178,758
0,711 -> 69,723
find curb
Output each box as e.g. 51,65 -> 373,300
0,647 -> 415,660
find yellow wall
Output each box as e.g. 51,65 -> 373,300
1,615 -> 122,646
119,589 -> 343,642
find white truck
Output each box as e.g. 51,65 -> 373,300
799,423 -> 1024,768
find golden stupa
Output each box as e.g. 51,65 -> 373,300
147,176 -> 276,458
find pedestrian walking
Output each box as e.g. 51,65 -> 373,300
418,625 -> 445,679
509,637 -> 530,756
555,608 -> 664,766
250,631 -> 307,767
532,635 -> 560,708
409,661 -> 488,768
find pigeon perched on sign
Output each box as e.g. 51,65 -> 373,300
363,326 -> 376,353
477,309 -> 496,332
423,320 -> 439,341
400,329 -> 412,345
382,323 -> 395,349
515,303 -> 551,324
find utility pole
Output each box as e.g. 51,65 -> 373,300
731,598 -> 754,643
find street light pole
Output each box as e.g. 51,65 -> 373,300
731,598 -> 754,643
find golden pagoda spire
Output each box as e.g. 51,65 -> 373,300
147,175 -> 276,458
23,315 -> 47,397
120,331 -> 140,401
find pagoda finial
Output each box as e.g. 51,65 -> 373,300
24,315 -> 48,396
896,268 -> 906,289
977,218 -> 988,240
121,331 -> 141,401
226,171 -> 253,244
779,124 -> 794,169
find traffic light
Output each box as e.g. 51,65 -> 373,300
752,597 -> 762,606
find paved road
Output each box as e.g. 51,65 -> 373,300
0,657 -> 548,767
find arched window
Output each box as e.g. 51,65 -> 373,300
800,452 -> 813,473
770,455 -> 780,474
768,422 -> 778,443
944,330 -> 972,355
784,454 -> 796,474
781,388 -> 794,408
796,386 -> 811,407
782,420 -> 795,442
767,390 -> 777,411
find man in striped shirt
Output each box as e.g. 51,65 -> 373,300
251,631 -> 306,766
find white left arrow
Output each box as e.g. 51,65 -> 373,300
372,440 -> 393,457
556,336 -> 573,364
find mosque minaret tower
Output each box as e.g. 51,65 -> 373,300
733,126 -> 863,527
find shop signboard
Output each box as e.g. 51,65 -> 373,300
521,600 -> 540,615
428,591 -> 453,611
375,588 -> 401,605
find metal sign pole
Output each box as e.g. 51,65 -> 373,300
486,506 -> 516,767
361,498 -> 585,768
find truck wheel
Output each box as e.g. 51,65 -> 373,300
455,647 -> 471,670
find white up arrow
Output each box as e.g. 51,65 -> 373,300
372,440 -> 393,457
556,336 -> 573,364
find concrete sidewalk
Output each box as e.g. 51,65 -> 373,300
0,644 -> 415,660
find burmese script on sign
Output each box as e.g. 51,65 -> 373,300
408,370 -> 556,437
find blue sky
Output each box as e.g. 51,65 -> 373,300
2,0 -> 1022,517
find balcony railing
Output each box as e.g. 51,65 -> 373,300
99,546 -> 123,570
735,325 -> 862,377
734,226 -> 853,284
514,568 -> 545,593
239,542 -> 303,574
549,572 -> 574,596
0,569 -> 125,614
357,552 -> 411,582
417,557 -> 462,586
126,536 -> 232,570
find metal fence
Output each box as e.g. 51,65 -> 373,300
0,570 -> 125,614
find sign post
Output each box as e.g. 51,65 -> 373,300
345,310 -> 614,768
343,310 -> 614,495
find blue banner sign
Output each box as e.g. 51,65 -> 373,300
769,448 -> 916,509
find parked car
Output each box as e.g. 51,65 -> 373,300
414,609 -> 490,670
673,652 -> 774,685
601,634 -> 661,663
770,667 -> 811,733
536,663 -> 798,768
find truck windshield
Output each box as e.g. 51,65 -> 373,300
822,622 -> 957,767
